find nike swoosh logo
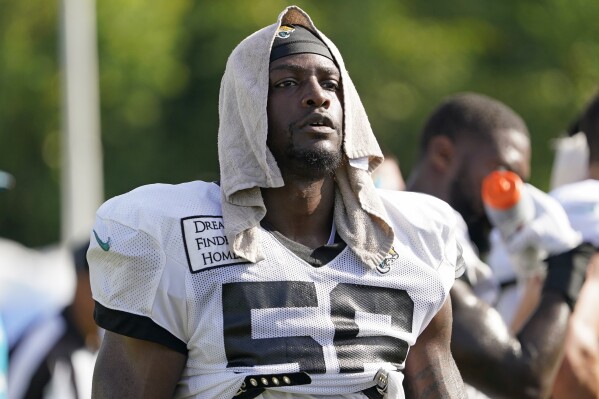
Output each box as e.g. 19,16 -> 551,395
93,229 -> 111,251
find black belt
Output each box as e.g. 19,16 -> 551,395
234,372 -> 311,398
233,370 -> 387,399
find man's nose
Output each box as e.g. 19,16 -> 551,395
301,79 -> 330,108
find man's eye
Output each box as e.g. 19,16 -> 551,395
321,81 -> 339,91
274,80 -> 297,88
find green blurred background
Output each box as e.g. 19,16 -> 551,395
1,0 -> 599,247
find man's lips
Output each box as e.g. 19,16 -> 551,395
297,113 -> 337,133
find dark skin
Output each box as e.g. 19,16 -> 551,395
261,53 -> 344,248
407,130 -> 572,398
552,253 -> 599,399
404,297 -> 466,399
92,53 -> 466,398
92,331 -> 186,399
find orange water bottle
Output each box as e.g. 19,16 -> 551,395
482,170 -> 542,277
482,170 -> 535,240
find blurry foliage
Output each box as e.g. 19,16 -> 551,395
1,0 -> 599,246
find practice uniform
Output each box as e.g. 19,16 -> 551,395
88,181 -> 463,399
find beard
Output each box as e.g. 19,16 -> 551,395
448,169 -> 492,255
465,216 -> 492,255
277,143 -> 343,180
268,120 -> 344,180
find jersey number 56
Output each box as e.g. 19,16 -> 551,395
223,281 -> 414,373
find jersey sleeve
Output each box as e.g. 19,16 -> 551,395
437,206 -> 466,295
88,195 -> 189,354
378,190 -> 466,297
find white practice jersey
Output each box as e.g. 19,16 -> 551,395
550,179 -> 599,247
88,181 -> 463,399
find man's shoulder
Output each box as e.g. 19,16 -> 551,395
96,180 -> 222,226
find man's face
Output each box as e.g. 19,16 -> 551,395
267,53 -> 344,179
448,129 -> 531,252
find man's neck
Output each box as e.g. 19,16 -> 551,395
261,176 -> 336,249
588,162 -> 599,180
405,164 -> 450,202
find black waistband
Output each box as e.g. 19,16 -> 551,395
234,372 -> 310,398
231,371 -> 384,399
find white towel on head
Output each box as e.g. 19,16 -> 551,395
218,5 -> 394,268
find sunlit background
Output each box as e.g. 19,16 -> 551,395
2,0 -> 599,248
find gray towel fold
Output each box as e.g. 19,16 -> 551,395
218,5 -> 394,269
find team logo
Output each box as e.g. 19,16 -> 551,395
376,247 -> 398,274
181,215 -> 248,273
276,25 -> 295,39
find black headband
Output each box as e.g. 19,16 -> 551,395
270,25 -> 334,63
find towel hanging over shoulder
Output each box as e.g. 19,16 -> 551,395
217,5 -> 394,269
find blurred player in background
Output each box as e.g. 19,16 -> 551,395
8,242 -> 98,399
0,170 -> 13,399
371,152 -> 405,191
406,92 -> 592,398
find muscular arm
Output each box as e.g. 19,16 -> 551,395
92,331 -> 187,399
404,296 -> 466,399
450,279 -> 570,399
552,252 -> 599,399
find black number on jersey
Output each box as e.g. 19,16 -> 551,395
222,281 -> 414,373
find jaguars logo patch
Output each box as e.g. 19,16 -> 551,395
276,25 -> 295,39
377,247 -> 398,274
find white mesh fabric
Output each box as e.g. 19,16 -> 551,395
89,181 -> 223,345
182,215 -> 452,396
89,182 -> 460,399
377,191 -> 464,290
89,219 -> 164,319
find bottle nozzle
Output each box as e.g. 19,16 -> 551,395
482,170 -> 523,210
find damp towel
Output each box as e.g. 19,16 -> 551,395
217,6 -> 394,269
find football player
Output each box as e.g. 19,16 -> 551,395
88,6 -> 467,399
406,92 -> 594,398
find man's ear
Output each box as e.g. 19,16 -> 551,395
428,135 -> 455,172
